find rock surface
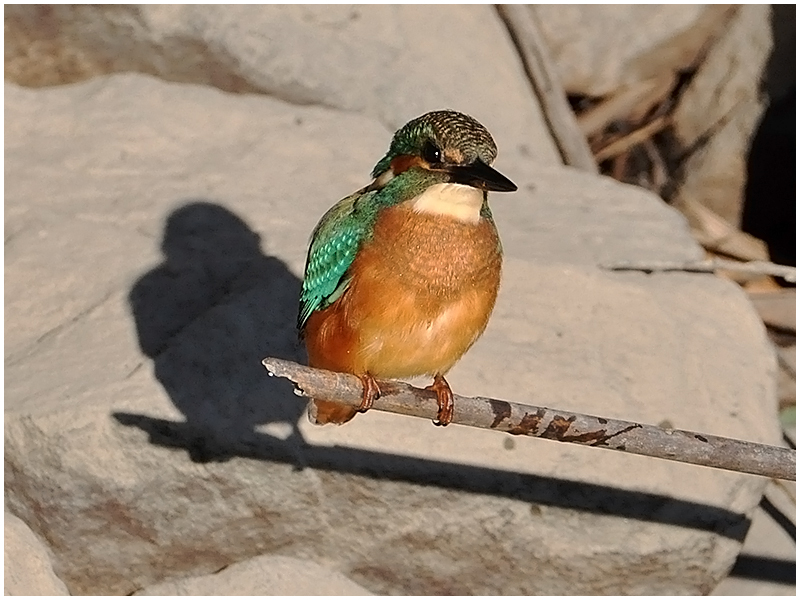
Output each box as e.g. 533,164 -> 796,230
4,4 -> 559,165
534,5 -> 733,96
671,4 -> 773,227
135,554 -> 372,595
711,479 -> 796,596
4,4 -> 785,596
4,512 -> 70,595
4,73 -> 779,595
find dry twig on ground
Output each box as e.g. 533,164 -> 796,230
577,76 -> 676,138
497,5 -> 597,173
603,258 -> 797,284
593,115 -> 671,162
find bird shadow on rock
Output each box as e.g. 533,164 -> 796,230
114,201 -> 758,546
115,200 -> 308,463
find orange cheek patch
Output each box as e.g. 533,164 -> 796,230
444,148 -> 464,163
390,154 -> 426,175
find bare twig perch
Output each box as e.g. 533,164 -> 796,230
678,197 -> 770,262
602,258 -> 796,284
497,5 -> 598,173
263,358 -> 795,481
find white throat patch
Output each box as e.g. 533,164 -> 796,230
411,183 -> 484,224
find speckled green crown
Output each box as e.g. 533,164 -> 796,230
371,110 -> 498,178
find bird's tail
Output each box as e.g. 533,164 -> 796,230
308,398 -> 358,425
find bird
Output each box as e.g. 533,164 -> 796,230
297,109 -> 517,426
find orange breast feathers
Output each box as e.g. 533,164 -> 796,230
303,202 -> 502,380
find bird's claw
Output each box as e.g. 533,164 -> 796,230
426,374 -> 454,426
358,373 -> 381,413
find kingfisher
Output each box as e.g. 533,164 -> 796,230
297,110 -> 517,426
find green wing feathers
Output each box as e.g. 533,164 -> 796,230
297,192 -> 372,331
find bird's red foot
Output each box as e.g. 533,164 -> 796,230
358,373 -> 381,413
425,374 -> 454,426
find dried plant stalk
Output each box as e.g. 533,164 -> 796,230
497,5 -> 597,173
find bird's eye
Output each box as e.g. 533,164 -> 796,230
422,140 -> 442,164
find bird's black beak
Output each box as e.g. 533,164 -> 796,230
445,160 -> 517,192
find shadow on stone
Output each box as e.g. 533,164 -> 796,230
114,200 -> 751,543
117,200 -> 307,462
741,86 -> 795,278
742,4 -> 795,279
117,406 -> 752,541
729,555 -> 796,585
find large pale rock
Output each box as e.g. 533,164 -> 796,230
5,74 -> 779,595
672,5 -> 773,227
4,4 -> 559,166
711,480 -> 796,596
135,555 -> 372,595
4,512 -> 70,595
534,5 -> 733,96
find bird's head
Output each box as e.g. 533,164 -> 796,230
370,110 -> 517,193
